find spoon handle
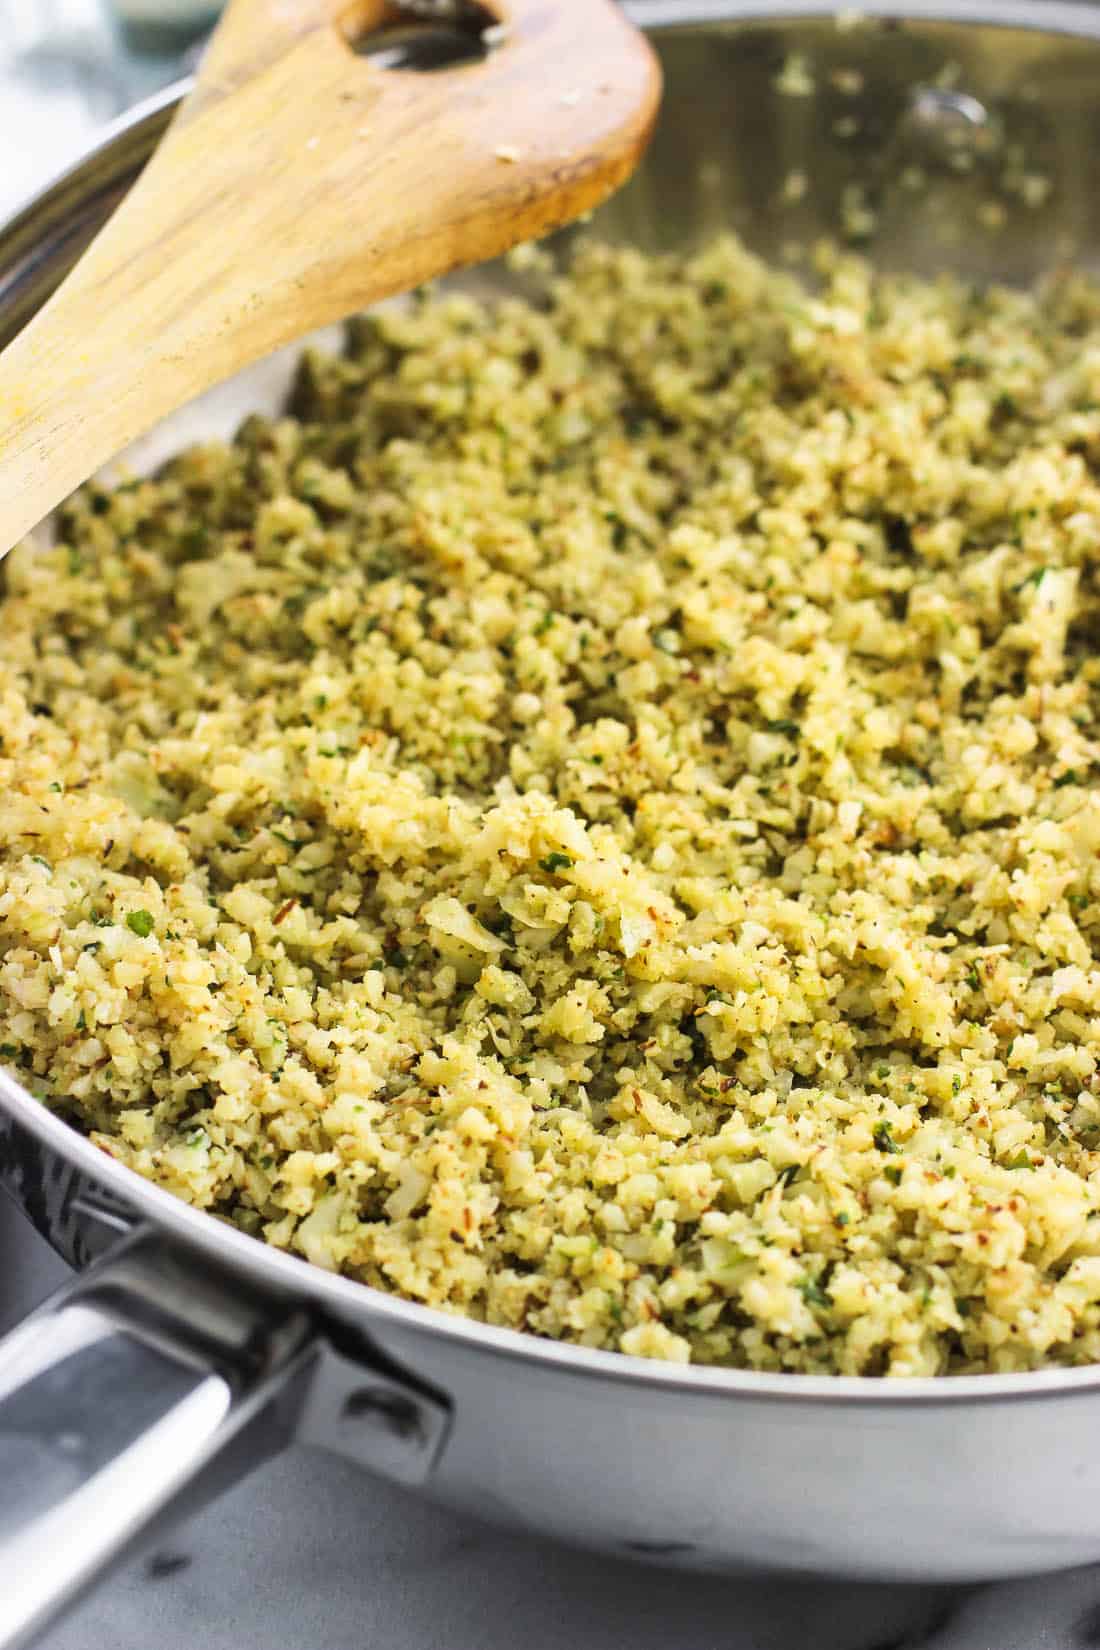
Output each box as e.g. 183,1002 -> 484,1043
0,0 -> 660,554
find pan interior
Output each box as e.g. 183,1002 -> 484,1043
6,6 -> 1100,1382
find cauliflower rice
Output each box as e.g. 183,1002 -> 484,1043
6,234 -> 1100,1376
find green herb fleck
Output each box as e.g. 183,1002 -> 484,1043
873,1120 -> 901,1154
366,551 -> 398,582
799,1276 -> 831,1309
126,910 -> 155,938
539,852 -> 573,874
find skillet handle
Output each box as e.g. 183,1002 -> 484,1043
0,1234 -> 316,1650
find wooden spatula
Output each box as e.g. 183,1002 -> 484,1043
0,0 -> 661,555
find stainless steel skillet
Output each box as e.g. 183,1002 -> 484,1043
4,4 -> 1100,1643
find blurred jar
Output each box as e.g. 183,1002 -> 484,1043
0,0 -> 126,216
107,0 -> 223,52
0,0 -> 209,219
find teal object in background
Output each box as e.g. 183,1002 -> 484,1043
106,0 -> 223,53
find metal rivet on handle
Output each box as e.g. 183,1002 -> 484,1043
341,1385 -> 427,1446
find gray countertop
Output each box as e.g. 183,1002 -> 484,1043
3,4 -> 1100,1646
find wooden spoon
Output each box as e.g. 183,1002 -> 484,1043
0,0 -> 661,554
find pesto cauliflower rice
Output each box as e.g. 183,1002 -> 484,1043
6,234 -> 1100,1376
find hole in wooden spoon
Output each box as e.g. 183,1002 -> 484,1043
343,2 -> 500,71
